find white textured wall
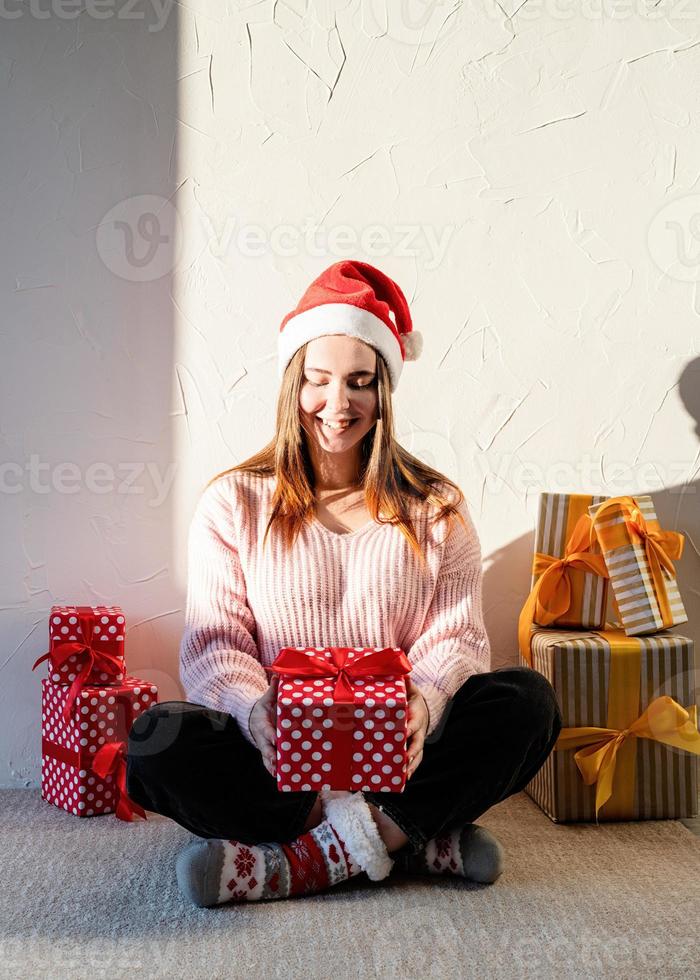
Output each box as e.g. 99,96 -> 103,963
2,3 -> 699,787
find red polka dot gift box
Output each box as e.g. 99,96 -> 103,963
265,646 -> 412,793
40,675 -> 158,820
32,606 -> 126,722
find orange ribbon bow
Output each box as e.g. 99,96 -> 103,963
518,512 -> 609,666
588,496 -> 684,629
555,696 -> 700,822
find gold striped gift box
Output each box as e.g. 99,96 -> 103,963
531,493 -> 610,628
518,493 -> 610,666
587,494 -> 687,636
519,625 -> 699,822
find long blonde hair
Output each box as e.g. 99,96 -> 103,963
205,343 -> 468,569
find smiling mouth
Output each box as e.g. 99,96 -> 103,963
316,417 -> 359,432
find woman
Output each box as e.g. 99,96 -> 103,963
126,259 -> 562,909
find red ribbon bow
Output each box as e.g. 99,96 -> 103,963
32,610 -> 124,722
92,741 -> 147,822
266,646 -> 412,790
266,646 -> 412,701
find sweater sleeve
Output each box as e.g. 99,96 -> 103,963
179,477 -> 270,747
407,495 -> 491,738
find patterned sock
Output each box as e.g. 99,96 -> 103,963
176,790 -> 394,907
393,823 -> 505,884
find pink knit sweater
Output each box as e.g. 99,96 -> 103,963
179,470 -> 491,747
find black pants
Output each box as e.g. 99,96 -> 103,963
125,666 -> 562,856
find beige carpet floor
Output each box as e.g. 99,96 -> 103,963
1,788 -> 699,980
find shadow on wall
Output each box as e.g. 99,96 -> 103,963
0,9 -> 181,789
482,357 -> 700,674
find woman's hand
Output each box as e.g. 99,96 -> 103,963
249,674 -> 279,778
404,675 -> 430,781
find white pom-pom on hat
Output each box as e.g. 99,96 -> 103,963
402,330 -> 423,362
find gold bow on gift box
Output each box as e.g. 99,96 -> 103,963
518,512 -> 609,667
556,697 -> 700,824
587,495 -> 685,631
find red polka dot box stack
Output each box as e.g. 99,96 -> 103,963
31,604 -> 158,821
265,645 -> 413,792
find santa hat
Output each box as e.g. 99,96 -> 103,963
278,259 -> 423,393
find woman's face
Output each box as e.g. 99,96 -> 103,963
299,335 -> 379,454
